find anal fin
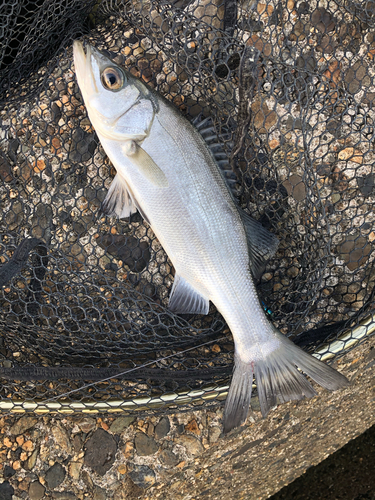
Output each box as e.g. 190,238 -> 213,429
169,274 -> 209,315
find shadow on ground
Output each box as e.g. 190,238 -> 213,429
270,424 -> 375,500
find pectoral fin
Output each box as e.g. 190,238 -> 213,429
123,140 -> 169,188
169,274 -> 209,315
101,174 -> 150,224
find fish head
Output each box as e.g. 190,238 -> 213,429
73,41 -> 156,141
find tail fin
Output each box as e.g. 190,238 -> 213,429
223,333 -> 349,433
223,354 -> 254,434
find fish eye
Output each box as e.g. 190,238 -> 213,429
101,67 -> 125,91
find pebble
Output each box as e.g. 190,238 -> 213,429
134,432 -> 159,456
15,435 -> 24,446
287,266 -> 299,278
22,439 -> 34,452
123,441 -> 135,459
150,59 -> 162,72
69,128 -> 97,163
109,416 -> 136,434
118,464 -> 127,474
51,492 -> 77,499
209,427 -> 222,444
27,448 -> 38,469
282,174 -> 306,201
3,436 -> 13,448
269,139 -> 280,149
357,174 -> 375,196
77,417 -> 96,434
10,416 -> 37,436
81,470 -> 93,490
345,61 -> 371,94
112,477 -> 143,499
331,193 -> 340,204
84,429 -> 117,475
72,221 -> 86,236
292,20 -> 308,39
51,102 -> 62,123
3,465 -> 16,478
7,137 -> 20,162
93,486 -> 107,500
18,478 -> 31,491
28,481 -> 45,500
174,434 -> 204,456
0,155 -> 13,182
338,147 -> 363,163
252,100 -> 277,133
185,419 -> 200,435
326,119 -> 342,138
154,417 -> 170,439
52,424 -> 72,455
337,234 -> 371,271
128,464 -> 156,489
311,7 -> 335,33
97,233 -> 151,272
159,449 -> 179,466
46,462 -> 66,489
0,481 -> 14,500
363,91 -> 375,106
246,33 -> 272,57
284,116 -> 308,131
69,461 -> 82,480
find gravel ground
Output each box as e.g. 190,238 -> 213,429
0,334 -> 373,500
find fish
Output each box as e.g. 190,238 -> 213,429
72,41 -> 349,433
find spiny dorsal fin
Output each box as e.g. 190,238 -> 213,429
193,115 -> 278,280
168,274 -> 209,315
239,209 -> 279,281
192,115 -> 238,195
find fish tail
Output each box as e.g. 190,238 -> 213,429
223,353 -> 254,434
223,330 -> 349,434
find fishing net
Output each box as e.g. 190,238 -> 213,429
1,0 -> 375,415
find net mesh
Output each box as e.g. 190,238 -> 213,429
0,0 -> 374,414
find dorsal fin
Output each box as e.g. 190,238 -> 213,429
192,115 -> 278,280
192,115 -> 238,195
239,208 -> 279,281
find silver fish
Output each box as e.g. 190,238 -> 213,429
73,41 -> 349,433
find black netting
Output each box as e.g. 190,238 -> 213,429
0,0 -> 374,415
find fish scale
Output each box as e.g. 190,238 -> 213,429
73,41 -> 349,433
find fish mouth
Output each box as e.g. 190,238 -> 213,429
73,40 -> 98,96
73,40 -> 90,78
72,40 -> 88,65
73,41 -> 120,97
